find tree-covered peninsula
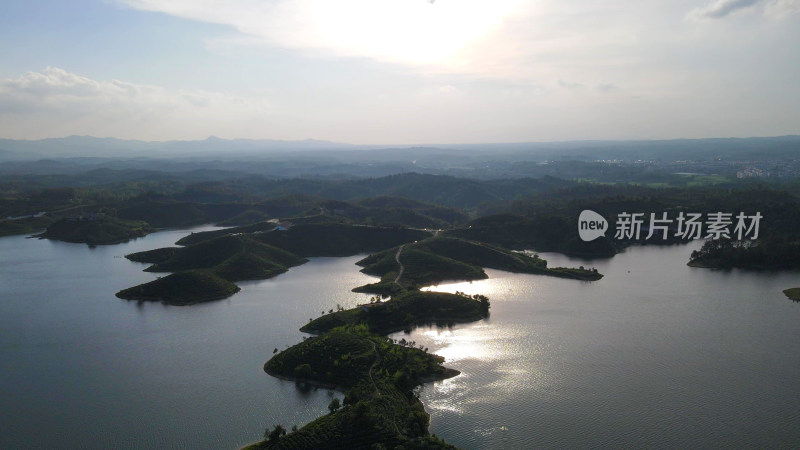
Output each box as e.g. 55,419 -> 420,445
251,290 -> 491,449
353,236 -> 601,295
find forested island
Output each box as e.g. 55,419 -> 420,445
250,291 -> 490,449
115,271 -> 240,305
35,215 -> 152,246
783,288 -> 800,301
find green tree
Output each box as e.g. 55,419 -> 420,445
328,397 -> 341,414
294,363 -> 313,378
265,424 -> 286,442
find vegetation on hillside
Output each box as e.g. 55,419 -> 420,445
37,216 -> 152,245
115,270 -> 240,305
266,325 -> 458,388
689,238 -> 800,269
446,213 -> 617,258
302,291 -> 490,335
143,234 -> 306,280
6,170 -> 800,273
0,215 -> 56,237
124,247 -> 180,264
175,221 -> 276,246
256,318 -> 464,450
244,377 -> 456,450
354,236 -> 601,294
254,224 -> 430,257
119,224 -> 428,304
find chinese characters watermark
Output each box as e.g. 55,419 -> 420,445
578,210 -> 762,242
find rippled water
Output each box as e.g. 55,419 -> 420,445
401,243 -> 800,449
0,227 -> 377,449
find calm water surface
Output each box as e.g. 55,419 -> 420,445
0,227 -> 377,449
408,244 -> 800,449
2,230 -> 800,449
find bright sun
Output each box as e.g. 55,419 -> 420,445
306,0 -> 521,65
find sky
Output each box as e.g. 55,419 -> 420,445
0,0 -> 798,144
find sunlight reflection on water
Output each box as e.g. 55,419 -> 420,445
403,243 -> 800,449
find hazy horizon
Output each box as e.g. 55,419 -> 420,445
2,133 -> 800,147
2,1 -> 799,144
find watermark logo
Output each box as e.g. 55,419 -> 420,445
578,210 -> 608,242
578,211 -> 762,242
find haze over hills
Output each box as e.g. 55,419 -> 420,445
1,135 -> 799,162
1,134 -> 799,183
0,135 -> 359,159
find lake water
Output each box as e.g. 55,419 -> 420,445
1,229 -> 799,449
407,244 -> 800,449
0,227 -> 377,449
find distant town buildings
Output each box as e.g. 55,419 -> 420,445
737,167 -> 770,178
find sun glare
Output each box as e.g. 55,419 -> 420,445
307,0 -> 520,65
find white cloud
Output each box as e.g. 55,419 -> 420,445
689,0 -> 763,19
765,0 -> 800,18
120,0 -> 521,68
0,67 -> 271,140
3,1 -> 799,144
688,0 -> 800,19
115,0 -> 679,93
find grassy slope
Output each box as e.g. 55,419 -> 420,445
254,223 -> 431,257
143,234 -> 306,281
119,235 -> 306,303
115,270 -> 240,305
124,247 -> 180,264
354,236 -> 601,293
265,328 -> 376,387
0,215 -> 56,237
175,221 -> 276,246
420,237 -> 547,272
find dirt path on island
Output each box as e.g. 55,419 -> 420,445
393,245 -> 405,285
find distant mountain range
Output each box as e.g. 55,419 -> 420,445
1,134 -> 798,163
0,135 -> 360,159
